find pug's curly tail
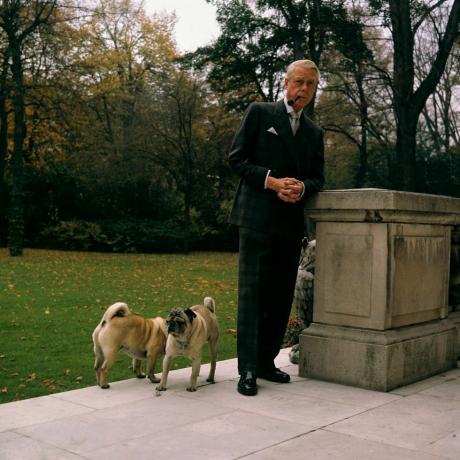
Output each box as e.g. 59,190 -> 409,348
203,297 -> 215,313
99,302 -> 131,328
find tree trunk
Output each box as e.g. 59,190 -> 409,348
356,130 -> 368,188
7,37 -> 26,256
394,111 -> 418,191
292,24 -> 304,61
0,52 -> 7,183
355,66 -> 368,188
183,190 -> 191,254
182,144 -> 193,254
389,0 -> 460,191
0,59 -> 8,245
389,0 -> 417,191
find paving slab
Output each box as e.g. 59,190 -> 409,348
16,394 -> 232,455
1,349 -> 459,460
177,380 -> 367,428
328,393 -> 460,450
274,378 -> 402,409
0,431 -> 85,460
0,395 -> 94,432
85,409 -> 312,460
390,366 -> 460,397
243,429 -> 448,460
424,428 -> 460,459
51,376 -> 156,409
419,375 -> 460,401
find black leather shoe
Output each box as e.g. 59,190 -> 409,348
237,371 -> 257,396
258,368 -> 290,383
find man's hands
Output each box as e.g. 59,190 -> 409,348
266,176 -> 304,203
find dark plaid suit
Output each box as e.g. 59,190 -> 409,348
228,99 -> 324,374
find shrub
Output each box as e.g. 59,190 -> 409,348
36,221 -> 107,251
36,219 -> 189,253
283,318 -> 304,347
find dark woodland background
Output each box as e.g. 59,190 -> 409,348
1,0 -> 459,255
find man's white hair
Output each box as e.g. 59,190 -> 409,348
286,60 -> 320,81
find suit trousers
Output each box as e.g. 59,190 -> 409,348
237,227 -> 302,374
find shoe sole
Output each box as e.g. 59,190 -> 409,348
237,387 -> 258,396
258,376 -> 290,383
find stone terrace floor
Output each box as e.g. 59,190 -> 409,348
1,348 -> 460,459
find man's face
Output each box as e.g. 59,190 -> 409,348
285,67 -> 318,112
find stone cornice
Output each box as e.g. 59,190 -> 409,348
305,189 -> 460,225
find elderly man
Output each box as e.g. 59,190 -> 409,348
228,59 -> 325,396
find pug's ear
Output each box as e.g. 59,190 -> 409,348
185,308 -> 197,322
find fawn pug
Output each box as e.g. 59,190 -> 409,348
93,302 -> 167,388
156,297 -> 219,392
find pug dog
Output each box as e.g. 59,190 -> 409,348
92,302 -> 167,389
156,296 -> 219,392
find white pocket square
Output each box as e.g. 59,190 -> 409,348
267,127 -> 278,135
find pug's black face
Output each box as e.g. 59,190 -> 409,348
166,308 -> 196,337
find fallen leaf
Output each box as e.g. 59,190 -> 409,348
75,376 -> 82,382
1,387 -> 7,393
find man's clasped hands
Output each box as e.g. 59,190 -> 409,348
266,176 -> 304,203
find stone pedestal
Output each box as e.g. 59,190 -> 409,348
451,226 -> 460,311
449,311 -> 460,359
299,189 -> 460,391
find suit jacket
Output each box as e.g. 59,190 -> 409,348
228,100 -> 325,236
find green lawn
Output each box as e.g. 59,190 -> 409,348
0,248 -> 239,403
